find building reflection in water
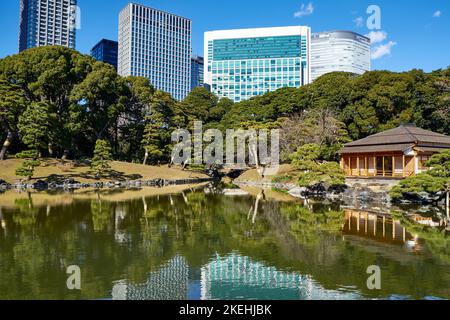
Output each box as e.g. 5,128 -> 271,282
111,253 -> 363,300
200,254 -> 311,300
201,253 -> 366,300
343,209 -> 421,251
112,256 -> 189,300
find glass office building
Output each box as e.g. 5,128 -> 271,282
204,26 -> 311,103
91,39 -> 118,69
19,0 -> 77,52
118,3 -> 192,101
191,55 -> 204,91
311,31 -> 371,81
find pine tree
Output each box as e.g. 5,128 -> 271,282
142,91 -> 174,165
291,144 -> 345,187
142,110 -> 165,165
15,151 -> 41,180
391,150 -> 450,203
17,102 -> 55,157
91,139 -> 112,177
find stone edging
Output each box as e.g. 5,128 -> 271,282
234,179 -> 392,204
0,177 -> 215,191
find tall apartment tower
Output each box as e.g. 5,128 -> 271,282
204,26 -> 311,103
191,55 -> 204,91
19,0 -> 77,52
311,31 -> 371,81
118,3 -> 192,101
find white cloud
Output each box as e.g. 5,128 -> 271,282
433,10 -> 441,18
294,2 -> 314,18
366,31 -> 388,44
353,16 -> 364,27
371,41 -> 397,60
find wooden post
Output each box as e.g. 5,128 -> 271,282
374,157 -> 377,176
392,156 -> 395,177
349,212 -> 352,229
392,219 -> 396,240
374,215 -> 377,236
348,157 -> 351,176
357,157 -> 360,176
413,153 -> 417,176
382,157 -> 385,177
357,212 -> 360,232
402,155 -> 406,178
365,213 -> 369,234
365,157 -> 369,177
383,216 -> 386,238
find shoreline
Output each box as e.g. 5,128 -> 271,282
0,183 -> 211,208
0,159 -> 213,191
0,177 -> 215,192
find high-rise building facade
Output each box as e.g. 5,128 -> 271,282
118,3 -> 192,101
191,55 -> 204,91
19,0 -> 77,52
204,26 -> 311,103
91,39 -> 118,69
311,31 -> 371,81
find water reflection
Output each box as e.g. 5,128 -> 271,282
0,187 -> 448,300
199,253 -> 363,300
112,256 -> 190,300
344,210 -> 419,247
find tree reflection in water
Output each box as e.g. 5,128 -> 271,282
0,188 -> 448,300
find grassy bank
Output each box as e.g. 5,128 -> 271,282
239,185 -> 299,202
0,158 -> 207,184
234,164 -> 297,184
0,183 -> 208,208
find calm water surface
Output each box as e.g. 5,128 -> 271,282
0,186 -> 449,300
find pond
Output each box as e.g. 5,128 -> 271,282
0,185 -> 449,300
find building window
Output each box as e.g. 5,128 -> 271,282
419,155 -> 431,170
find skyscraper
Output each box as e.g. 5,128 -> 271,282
19,0 -> 77,52
118,3 -> 192,101
204,26 -> 311,103
91,39 -> 118,69
311,31 -> 371,81
191,55 -> 204,91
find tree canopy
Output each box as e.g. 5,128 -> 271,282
0,46 -> 449,170
291,143 -> 345,187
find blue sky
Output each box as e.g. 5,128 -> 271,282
0,0 -> 448,72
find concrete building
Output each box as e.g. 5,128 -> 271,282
91,39 -> 118,69
19,0 -> 77,52
191,55 -> 204,91
311,31 -> 371,81
118,3 -> 192,101
204,26 -> 311,103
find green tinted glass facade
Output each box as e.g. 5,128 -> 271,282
207,35 -> 309,102
212,36 -> 306,60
